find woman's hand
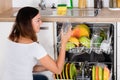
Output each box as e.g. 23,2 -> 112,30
60,27 -> 72,44
38,26 -> 72,74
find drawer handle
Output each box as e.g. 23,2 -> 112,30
40,27 -> 49,30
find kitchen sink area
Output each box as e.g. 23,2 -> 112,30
13,8 -> 99,17
39,8 -> 99,17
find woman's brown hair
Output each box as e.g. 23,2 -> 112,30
9,7 -> 39,42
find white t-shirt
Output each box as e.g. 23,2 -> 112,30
1,40 -> 47,80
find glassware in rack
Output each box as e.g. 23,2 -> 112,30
90,27 -> 103,54
61,21 -> 72,35
57,21 -> 72,52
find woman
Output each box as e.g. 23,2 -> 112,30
2,7 -> 71,80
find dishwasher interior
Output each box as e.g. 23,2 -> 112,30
54,22 -> 116,80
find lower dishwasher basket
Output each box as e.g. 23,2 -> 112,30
54,62 -> 112,80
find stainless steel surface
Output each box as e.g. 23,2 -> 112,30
39,8 -> 99,17
12,8 -> 99,17
66,8 -> 99,17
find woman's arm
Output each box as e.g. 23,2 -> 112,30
39,28 -> 72,74
33,65 -> 48,72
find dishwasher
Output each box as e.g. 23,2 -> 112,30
54,22 -> 117,80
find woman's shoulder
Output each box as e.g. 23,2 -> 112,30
7,39 -> 37,46
33,42 -> 45,50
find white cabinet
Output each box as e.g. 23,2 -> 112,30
117,37 -> 120,65
117,22 -> 120,79
117,37 -> 120,80
36,22 -> 55,80
117,22 -> 120,64
117,65 -> 120,79
0,22 -> 14,53
0,22 -> 14,78
37,22 -> 55,59
117,22 -> 120,37
0,22 -> 13,39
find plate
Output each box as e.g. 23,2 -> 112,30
64,63 -> 67,79
62,63 -> 65,79
65,63 -> 69,79
59,74 -> 62,79
55,74 -> 59,79
54,74 -> 57,79
70,63 -> 77,79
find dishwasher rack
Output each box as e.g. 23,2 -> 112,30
55,22 -> 116,80
54,62 -> 112,80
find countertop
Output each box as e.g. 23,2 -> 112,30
0,7 -> 120,22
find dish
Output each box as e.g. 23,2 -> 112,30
64,63 -> 67,79
54,74 -> 57,79
65,63 -> 69,79
55,74 -> 59,79
62,63 -> 65,79
59,74 -> 62,79
55,62 -> 77,79
70,63 -> 77,79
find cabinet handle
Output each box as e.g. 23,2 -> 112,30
40,27 -> 49,30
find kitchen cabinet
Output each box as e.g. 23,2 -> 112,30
34,22 -> 56,80
117,37 -> 120,64
0,22 -> 13,39
0,22 -> 14,78
37,22 -> 55,59
117,22 -> 120,37
117,37 -> 120,79
0,22 -> 14,52
117,22 -> 120,79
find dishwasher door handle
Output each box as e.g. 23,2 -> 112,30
40,27 -> 49,30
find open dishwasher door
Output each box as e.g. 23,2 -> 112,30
54,22 -> 117,80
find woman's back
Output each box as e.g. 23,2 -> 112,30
2,40 -> 47,80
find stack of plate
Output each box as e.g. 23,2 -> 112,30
54,63 -> 77,80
